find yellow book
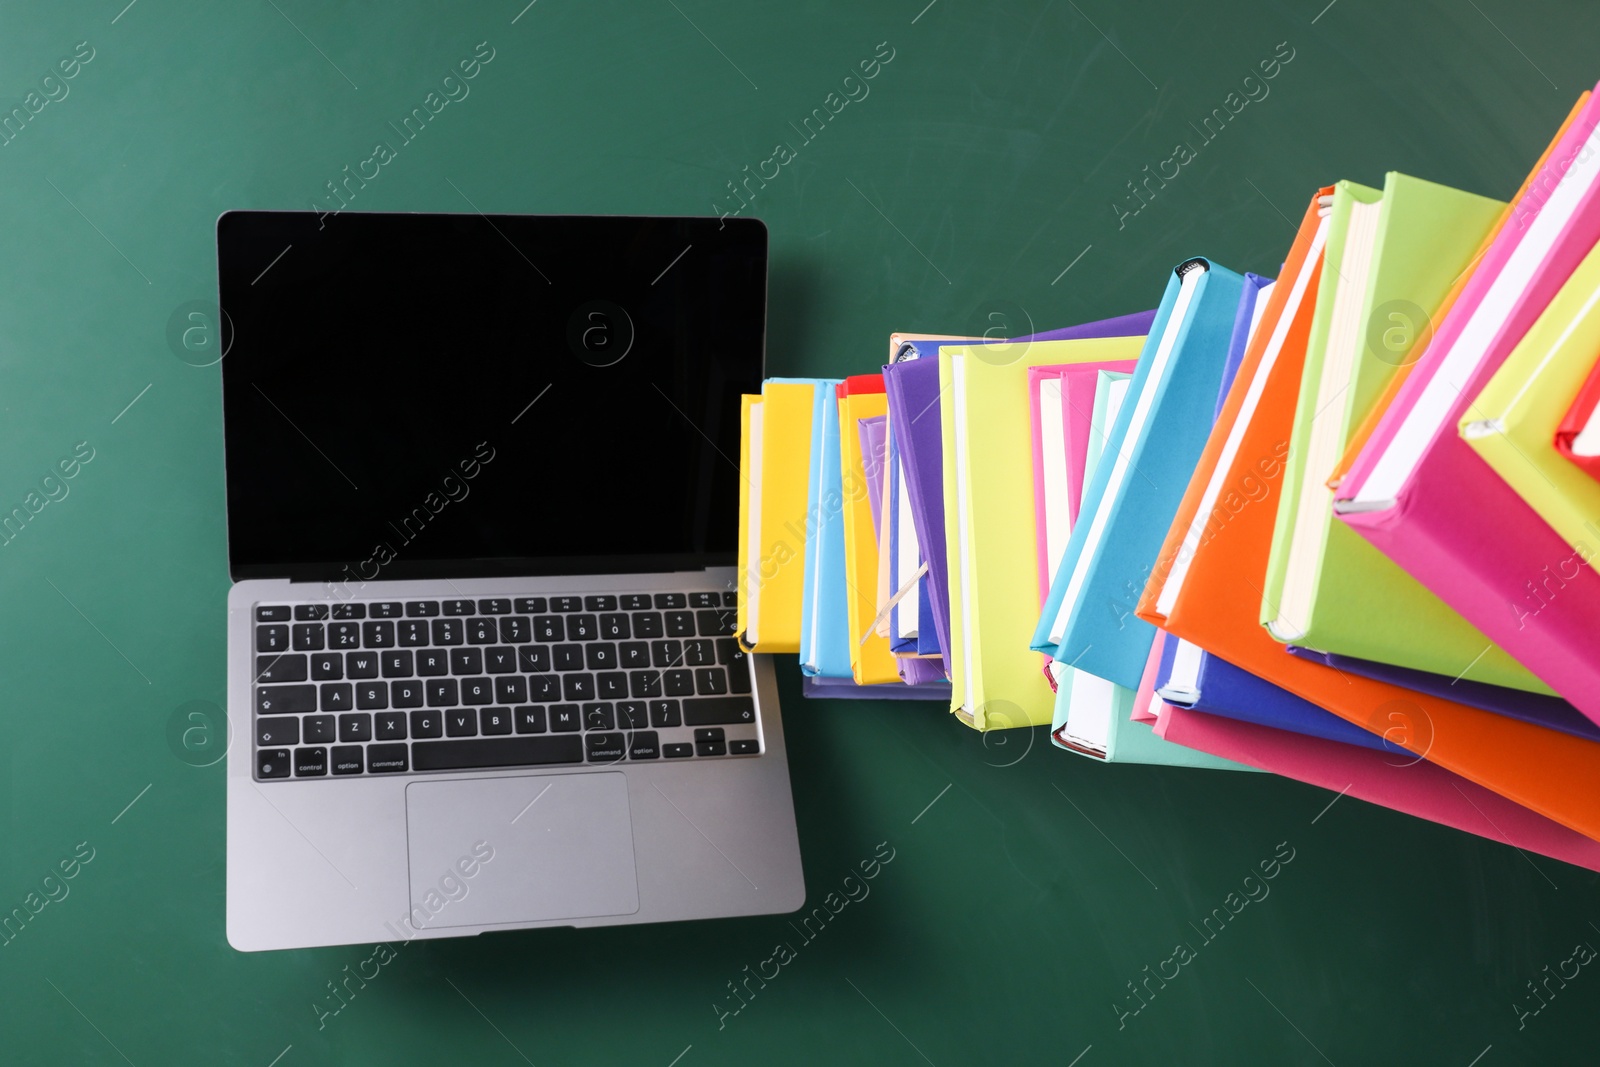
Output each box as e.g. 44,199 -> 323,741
736,394 -> 759,647
738,382 -> 815,652
941,336 -> 1145,729
1462,238 -> 1600,556
838,386 -> 900,684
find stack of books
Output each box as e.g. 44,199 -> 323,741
738,86 -> 1600,870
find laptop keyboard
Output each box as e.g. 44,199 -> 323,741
250,591 -> 758,780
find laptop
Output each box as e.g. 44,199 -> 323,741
219,211 -> 805,951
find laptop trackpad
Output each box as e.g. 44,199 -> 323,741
404,773 -> 639,929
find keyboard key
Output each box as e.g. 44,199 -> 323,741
716,638 -> 745,666
332,603 -> 366,620
371,602 -> 403,618
480,707 -> 513,735
585,643 -> 617,670
683,696 -> 756,726
584,595 -> 617,611
665,612 -> 696,637
450,648 -> 483,675
695,669 -> 728,695
697,609 -> 735,636
599,613 -> 630,640
362,621 -> 395,648
696,740 -> 727,757
514,597 -> 547,613
553,644 -> 584,672
684,640 -> 716,666
730,739 -> 760,755
619,642 -> 650,668
375,713 -> 407,740
551,596 -> 582,612
628,730 -> 661,760
514,706 -> 547,733
294,747 -> 328,776
345,653 -> 379,679
426,679 -> 458,706
586,732 -> 625,763
527,675 -> 561,702
412,736 -> 583,771
391,680 -> 424,708
562,674 -> 595,701
651,640 -> 684,668
331,746 -> 364,774
663,743 -> 693,758
256,624 -> 289,652
256,684 -> 314,715
478,598 -> 511,615
649,699 -> 681,728
409,710 -> 442,738
303,715 -> 337,743
446,710 -> 478,737
533,615 -> 564,641
729,661 -> 751,694
294,604 -> 330,620
366,743 -> 409,773
443,599 -> 474,616
329,622 -> 360,649
256,716 -> 299,746
382,651 -> 413,678
320,683 -> 353,711
550,705 -> 580,732
292,623 -> 325,651
258,748 -> 291,777
583,703 -> 615,730
518,645 -> 551,673
467,618 -> 497,645
485,648 -> 518,674
690,592 -> 719,608
338,713 -> 372,742
405,600 -> 440,617
566,614 -> 598,641
723,590 -> 738,606
431,619 -> 463,646
632,612 -> 663,638
499,617 -> 530,643
694,728 -> 725,743
256,654 -> 307,683
416,650 -> 448,676
630,671 -> 663,698
495,676 -> 527,704
356,682 -> 388,710
663,670 -> 694,697
621,594 -> 651,610
618,701 -> 649,729
397,620 -> 428,647
597,672 -> 628,700
654,593 -> 686,609
257,605 -> 291,622
460,678 -> 492,705
311,654 -> 343,680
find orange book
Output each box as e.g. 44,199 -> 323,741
1137,188 -> 1600,844
1328,91 -> 1591,488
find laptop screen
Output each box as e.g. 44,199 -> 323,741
217,212 -> 766,584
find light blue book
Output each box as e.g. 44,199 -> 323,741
798,378 -> 852,678
1039,257 -> 1244,690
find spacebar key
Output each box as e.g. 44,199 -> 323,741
683,696 -> 756,725
412,736 -> 584,770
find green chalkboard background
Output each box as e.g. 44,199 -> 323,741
1,0 -> 1596,1063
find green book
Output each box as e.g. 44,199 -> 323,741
1258,173 -> 1552,693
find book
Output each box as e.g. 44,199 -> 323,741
1335,86 -> 1600,721
737,379 -> 822,653
837,375 -> 901,685
1258,173 -> 1529,690
1041,257 -> 1246,690
798,378 -> 852,679
1061,361 -> 1140,523
1555,355 -> 1600,475
941,336 -> 1145,730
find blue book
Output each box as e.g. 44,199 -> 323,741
797,378 -> 851,678
1156,638 -> 1407,755
1038,258 -> 1244,689
1218,273 -> 1274,419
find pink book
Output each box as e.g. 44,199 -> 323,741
1154,701 -> 1600,871
1062,360 -> 1138,521
1336,88 -> 1600,722
1129,631 -> 1165,725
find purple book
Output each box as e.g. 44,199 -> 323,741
1285,647 -> 1600,743
802,675 -> 949,701
881,310 -> 1158,672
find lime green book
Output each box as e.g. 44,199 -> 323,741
1259,172 -> 1554,693
1462,236 -> 1600,558
941,336 -> 1144,731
